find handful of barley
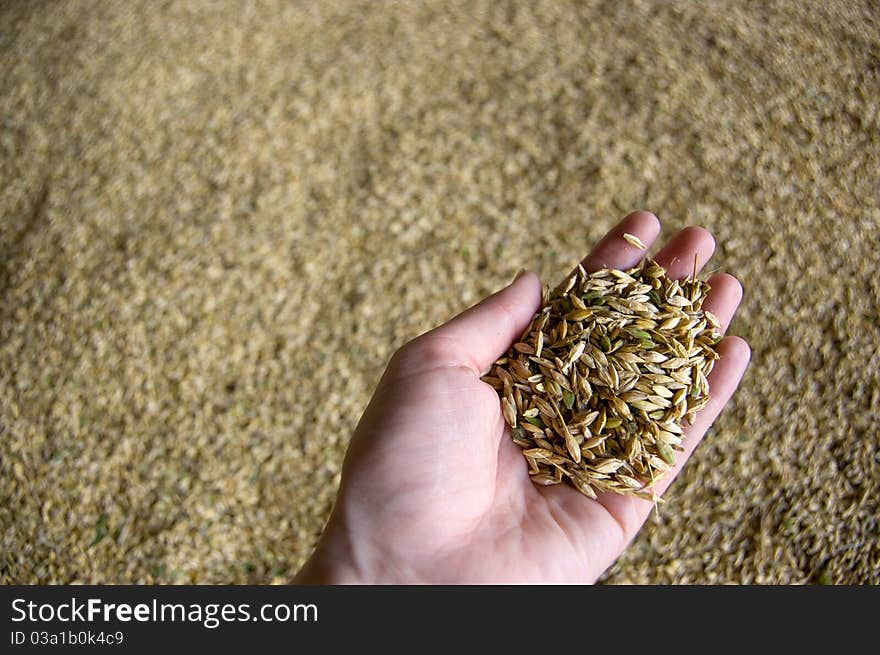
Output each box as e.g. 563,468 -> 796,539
483,259 -> 722,500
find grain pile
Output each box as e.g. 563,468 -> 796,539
1,1 -> 878,584
485,260 -> 720,499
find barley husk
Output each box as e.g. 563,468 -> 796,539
484,259 -> 721,499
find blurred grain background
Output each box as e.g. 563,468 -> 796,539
1,0 -> 878,584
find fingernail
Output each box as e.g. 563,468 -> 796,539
512,268 -> 528,283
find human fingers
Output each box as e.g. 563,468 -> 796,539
651,225 -> 716,279
578,210 -> 662,274
407,271 -> 543,376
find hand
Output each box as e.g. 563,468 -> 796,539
295,211 -> 750,583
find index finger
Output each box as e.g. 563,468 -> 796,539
577,211 -> 661,274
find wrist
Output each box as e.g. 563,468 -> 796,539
294,549 -> 362,584
294,516 -> 365,585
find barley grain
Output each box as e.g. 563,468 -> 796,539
484,258 -> 721,499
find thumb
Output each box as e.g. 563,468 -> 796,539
427,270 -> 543,375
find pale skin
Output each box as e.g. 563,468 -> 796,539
295,211 -> 750,583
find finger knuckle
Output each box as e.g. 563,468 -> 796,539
391,334 -> 458,371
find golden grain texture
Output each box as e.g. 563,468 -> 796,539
1,1 -> 878,584
485,261 -> 720,500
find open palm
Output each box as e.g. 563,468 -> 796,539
296,212 -> 750,583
